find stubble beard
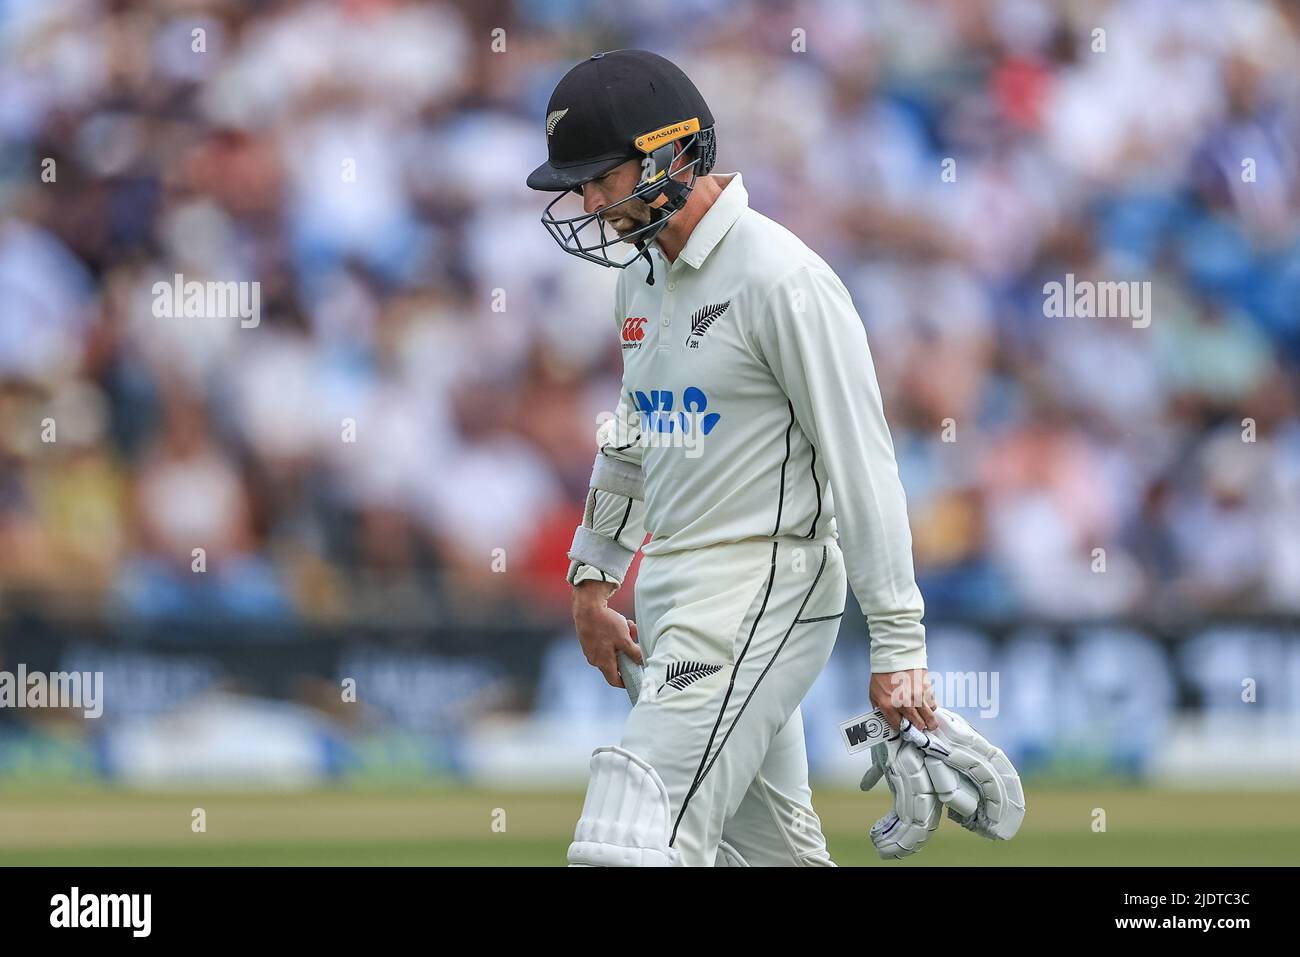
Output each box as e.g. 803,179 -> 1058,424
602,202 -> 652,241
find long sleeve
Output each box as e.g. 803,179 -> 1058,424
750,264 -> 927,672
568,389 -> 648,591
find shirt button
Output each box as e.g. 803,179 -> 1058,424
667,283 -> 676,291
661,317 -> 670,327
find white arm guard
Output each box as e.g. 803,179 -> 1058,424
902,709 -> 1026,841
859,735 -> 942,859
566,445 -> 647,590
590,452 -> 644,500
568,525 -> 636,584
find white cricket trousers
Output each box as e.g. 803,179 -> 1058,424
623,534 -> 846,866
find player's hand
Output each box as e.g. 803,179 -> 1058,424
572,582 -> 644,689
869,669 -> 938,733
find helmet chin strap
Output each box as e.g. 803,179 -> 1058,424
636,241 -> 656,285
633,209 -> 669,285
632,149 -> 697,285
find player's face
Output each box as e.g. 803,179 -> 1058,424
581,159 -> 653,239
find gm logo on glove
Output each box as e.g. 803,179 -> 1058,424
839,709 -> 897,753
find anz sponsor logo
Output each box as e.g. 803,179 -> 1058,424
619,386 -> 721,459
633,387 -> 721,435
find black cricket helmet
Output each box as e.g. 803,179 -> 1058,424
526,50 -> 717,274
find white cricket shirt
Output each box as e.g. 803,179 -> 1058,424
570,172 -> 927,672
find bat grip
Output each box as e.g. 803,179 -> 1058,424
617,650 -> 644,704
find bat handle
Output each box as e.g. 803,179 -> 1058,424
617,651 -> 644,705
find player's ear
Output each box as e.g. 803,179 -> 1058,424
667,141 -> 688,177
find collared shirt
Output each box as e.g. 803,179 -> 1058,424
572,171 -> 926,672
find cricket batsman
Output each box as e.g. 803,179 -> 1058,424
527,50 -> 1022,866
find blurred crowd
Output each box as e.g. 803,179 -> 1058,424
0,0 -> 1297,628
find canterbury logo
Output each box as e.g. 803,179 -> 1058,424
546,108 -> 569,136
686,300 -> 731,348
659,661 -> 724,693
622,316 -> 649,346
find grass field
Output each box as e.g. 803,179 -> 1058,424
1,783 -> 1297,866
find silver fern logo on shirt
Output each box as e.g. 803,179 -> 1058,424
686,300 -> 731,349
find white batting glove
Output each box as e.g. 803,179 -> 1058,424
859,730 -> 943,859
899,709 -> 1026,841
